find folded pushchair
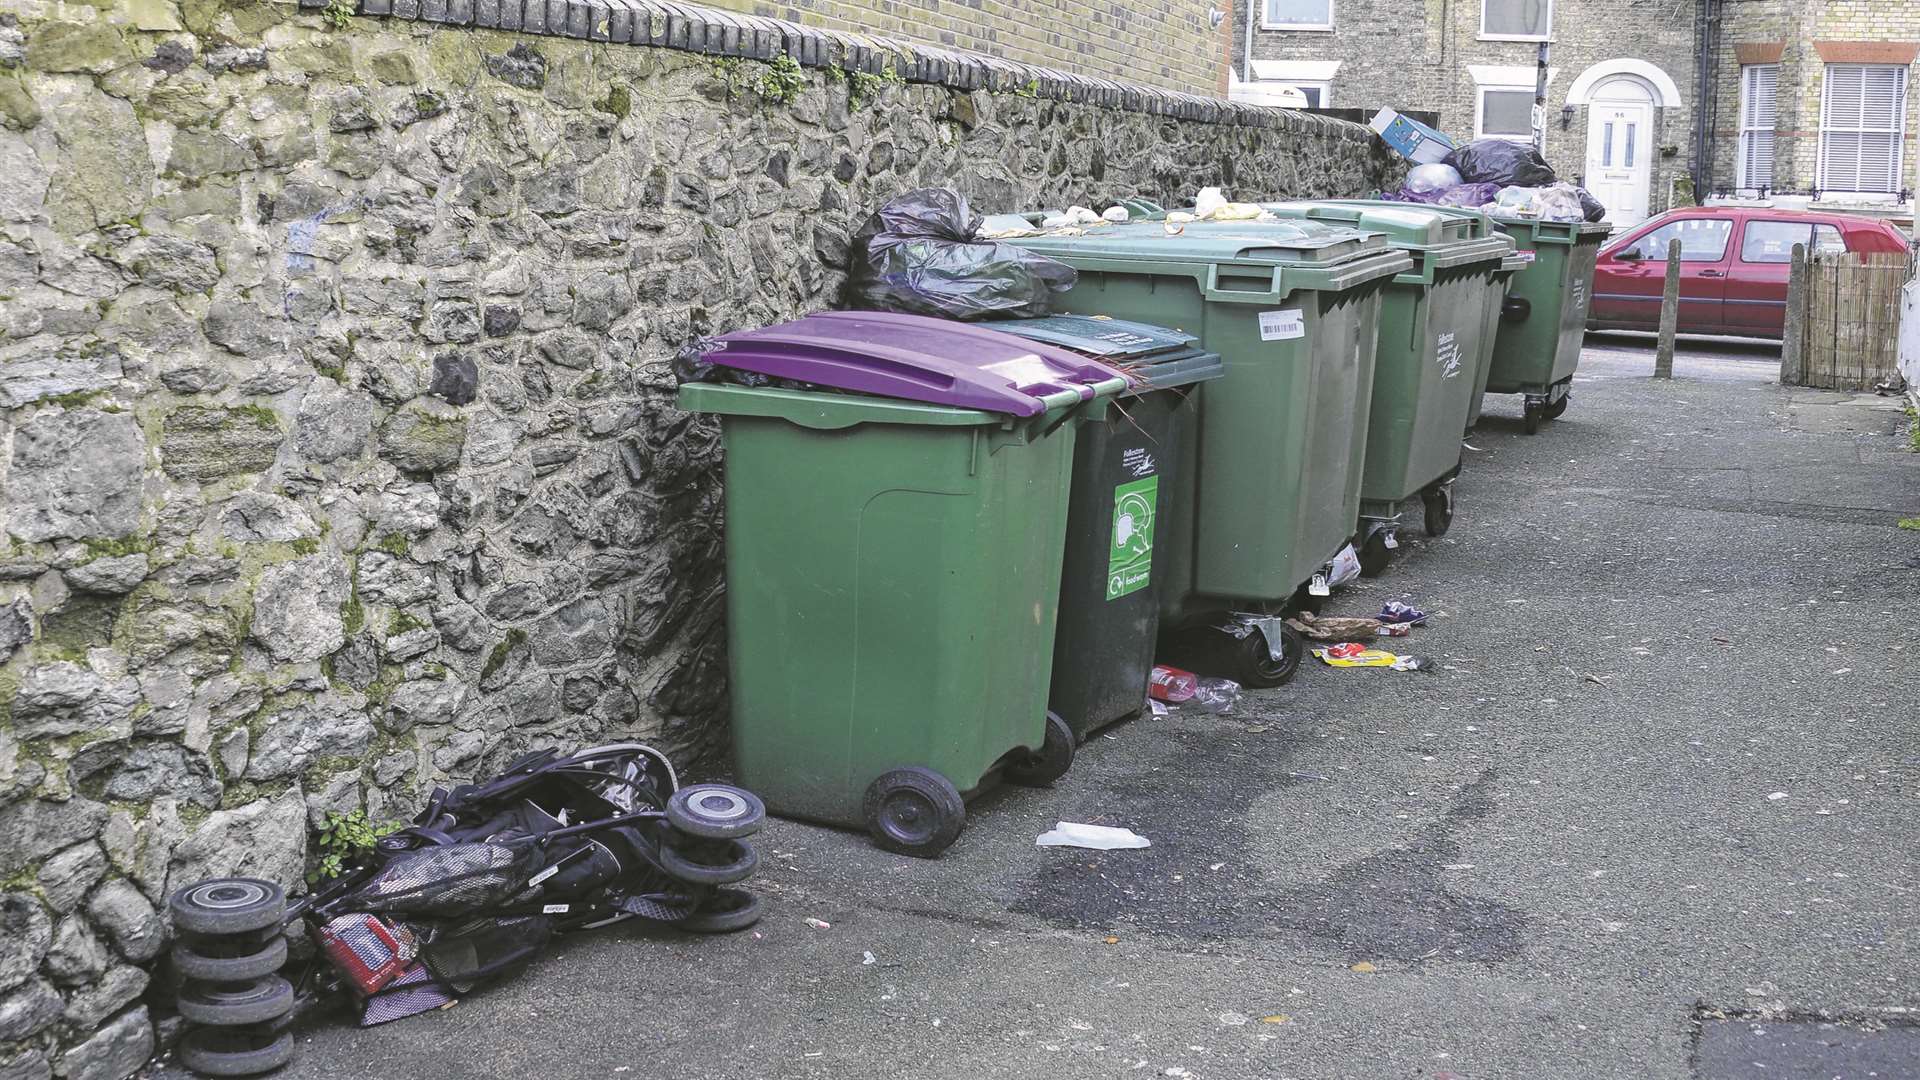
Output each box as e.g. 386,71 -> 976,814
166,744 -> 766,1076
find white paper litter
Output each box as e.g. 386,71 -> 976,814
1035,822 -> 1152,850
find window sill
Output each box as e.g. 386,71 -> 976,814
1261,24 -> 1336,32
1478,33 -> 1553,42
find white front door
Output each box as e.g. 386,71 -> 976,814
1585,82 -> 1654,226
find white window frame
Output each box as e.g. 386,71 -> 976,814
1480,0 -> 1552,42
1816,63 -> 1908,199
1737,63 -> 1778,191
1476,86 -> 1538,142
1262,0 -> 1334,31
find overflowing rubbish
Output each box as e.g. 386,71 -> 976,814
1040,205 -> 1103,227
167,745 -> 767,1075
1286,613 -> 1406,642
1146,665 -> 1242,714
1369,107 -> 1457,164
1490,182 -> 1608,223
845,188 -> 1077,320
1444,138 -> 1558,188
1192,187 -> 1273,221
1381,180 -> 1504,210
1378,600 -> 1429,626
1313,644 -> 1431,671
1326,543 -> 1363,589
1405,162 -> 1463,193
1036,822 -> 1153,850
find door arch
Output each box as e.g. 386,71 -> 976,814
1585,75 -> 1657,226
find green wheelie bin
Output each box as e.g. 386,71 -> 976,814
1249,201 -> 1513,575
676,312 -> 1128,858
1481,218 -> 1613,433
1466,249 -> 1535,432
1001,221 -> 1412,687
988,316 -> 1224,744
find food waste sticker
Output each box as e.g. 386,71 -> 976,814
1258,309 -> 1305,341
1514,250 -> 1537,263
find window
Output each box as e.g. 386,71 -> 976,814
1739,220 -> 1847,263
1288,81 -> 1330,108
1482,0 -> 1550,39
1819,64 -> 1907,194
1478,88 -> 1535,140
1264,0 -> 1332,29
1622,218 -> 1733,262
1738,64 -> 1778,190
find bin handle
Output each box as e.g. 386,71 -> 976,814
1011,377 -> 1130,442
1201,263 -> 1285,303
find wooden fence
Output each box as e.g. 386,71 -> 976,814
1782,248 -> 1913,390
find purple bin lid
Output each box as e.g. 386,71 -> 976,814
699,311 -> 1132,417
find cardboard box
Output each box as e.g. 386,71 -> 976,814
1369,108 -> 1456,165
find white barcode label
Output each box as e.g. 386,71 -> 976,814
527,866 -> 559,886
542,903 -> 569,914
1258,309 -> 1305,341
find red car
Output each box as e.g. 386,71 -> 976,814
1586,207 -> 1911,339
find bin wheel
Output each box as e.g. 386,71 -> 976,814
658,837 -> 759,887
665,784 -> 765,840
1233,622 -> 1302,689
1522,400 -> 1543,434
1422,486 -> 1455,537
679,888 -> 763,934
1004,712 -> 1075,788
863,767 -> 966,858
172,937 -> 287,983
169,879 -> 285,937
1358,531 -> 1392,578
1543,391 -> 1570,420
178,1026 -> 295,1077
177,976 -> 295,1028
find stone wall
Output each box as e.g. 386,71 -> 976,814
0,1 -> 1395,1074
699,0 -> 1227,96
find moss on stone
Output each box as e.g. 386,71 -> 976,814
340,593 -> 365,636
481,628 -> 528,681
374,534 -> 411,557
387,610 -> 427,636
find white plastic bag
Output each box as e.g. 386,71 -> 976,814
1193,187 -> 1228,219
1035,822 -> 1152,850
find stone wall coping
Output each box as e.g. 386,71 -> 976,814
296,0 -> 1378,142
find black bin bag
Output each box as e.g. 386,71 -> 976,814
845,188 -> 1076,320
1445,138 -> 1559,188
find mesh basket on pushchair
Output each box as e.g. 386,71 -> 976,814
346,842 -> 540,918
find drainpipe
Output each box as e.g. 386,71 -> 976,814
1242,0 -> 1257,84
1532,41 -> 1550,155
1692,0 -> 1716,198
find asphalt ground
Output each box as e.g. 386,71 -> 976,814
202,333 -> 1919,1080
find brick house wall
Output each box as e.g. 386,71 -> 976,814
1713,0 -> 1920,200
700,0 -> 1229,95
1236,0 -> 1698,220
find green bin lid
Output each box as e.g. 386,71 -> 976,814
1005,218 -> 1392,267
1256,201 -> 1481,250
990,315 -> 1225,391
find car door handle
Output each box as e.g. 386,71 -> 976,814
1699,269 -> 1724,277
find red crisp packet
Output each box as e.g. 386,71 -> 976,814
316,913 -> 416,995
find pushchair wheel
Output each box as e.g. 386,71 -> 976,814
173,937 -> 287,982
177,975 -> 295,1027
863,767 -> 964,858
666,784 -> 765,840
658,838 -> 759,886
678,887 -> 763,934
178,1025 -> 295,1077
169,878 -> 286,936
